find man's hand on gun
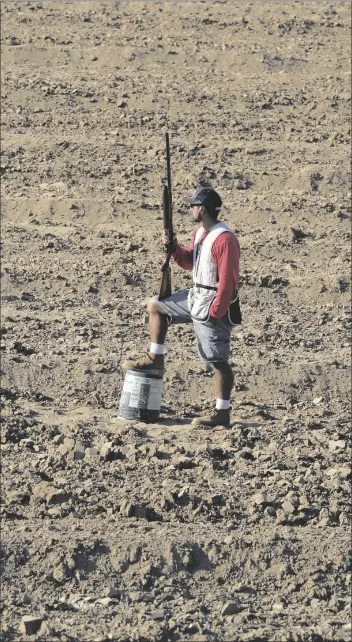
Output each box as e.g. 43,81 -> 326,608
161,231 -> 177,253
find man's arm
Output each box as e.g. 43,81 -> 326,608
171,234 -> 195,271
209,232 -> 240,319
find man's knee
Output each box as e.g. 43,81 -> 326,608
212,360 -> 230,371
146,297 -> 165,316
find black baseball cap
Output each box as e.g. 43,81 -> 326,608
183,187 -> 222,212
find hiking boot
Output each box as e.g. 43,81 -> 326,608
191,409 -> 231,427
122,353 -> 165,373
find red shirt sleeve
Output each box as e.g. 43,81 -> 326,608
171,233 -> 195,271
209,232 -> 240,319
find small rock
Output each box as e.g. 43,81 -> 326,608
265,562 -> 292,580
239,448 -> 255,460
319,507 -> 330,523
182,552 -> 194,568
326,467 -> 350,479
85,447 -> 99,458
326,467 -> 338,477
38,622 -> 54,637
20,438 -> 34,449
51,181 -> 66,191
105,587 -> 121,598
235,177 -> 250,190
313,397 -> 323,405
173,455 -> 196,470
148,610 -> 164,620
53,433 -> 64,445
233,584 -> 256,595
57,443 -> 69,457
52,562 -> 70,583
339,512 -> 349,525
264,506 -> 277,518
291,226 -> 309,242
73,443 -> 85,460
47,490 -> 71,505
328,439 -> 345,452
96,597 -> 112,606
282,500 -> 295,514
221,602 -> 241,615
258,275 -> 272,288
120,499 -> 134,517
100,442 -> 115,460
285,458 -> 297,469
251,492 -> 267,505
19,616 -> 42,635
47,507 -> 62,517
248,504 -> 258,516
223,535 -> 233,545
63,437 -> 75,450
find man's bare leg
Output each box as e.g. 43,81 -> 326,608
212,360 -> 234,400
122,298 -> 168,371
192,360 -> 234,427
147,298 -> 168,367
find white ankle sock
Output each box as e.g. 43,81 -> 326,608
216,398 -> 230,410
150,343 -> 165,356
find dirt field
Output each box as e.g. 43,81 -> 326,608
1,1 -> 351,641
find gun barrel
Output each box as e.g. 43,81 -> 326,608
162,183 -> 170,231
165,132 -> 173,218
159,132 -> 173,300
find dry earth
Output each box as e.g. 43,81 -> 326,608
1,1 -> 351,641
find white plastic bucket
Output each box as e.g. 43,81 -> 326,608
118,369 -> 164,422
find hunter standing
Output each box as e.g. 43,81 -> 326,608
123,187 -> 241,427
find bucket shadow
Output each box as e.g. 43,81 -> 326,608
148,416 -> 264,431
161,417 -> 194,427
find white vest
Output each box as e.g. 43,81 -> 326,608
187,222 -> 234,322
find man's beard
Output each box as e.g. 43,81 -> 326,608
194,213 -> 202,223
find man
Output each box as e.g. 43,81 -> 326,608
122,187 -> 241,427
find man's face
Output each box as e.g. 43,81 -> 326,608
191,205 -> 202,223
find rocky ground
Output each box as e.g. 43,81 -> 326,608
1,1 -> 351,641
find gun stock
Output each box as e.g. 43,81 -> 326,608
159,258 -> 171,299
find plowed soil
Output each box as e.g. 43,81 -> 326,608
1,2 -> 351,641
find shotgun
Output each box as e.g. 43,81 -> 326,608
159,132 -> 173,299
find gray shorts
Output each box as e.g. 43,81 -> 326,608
155,289 -> 232,364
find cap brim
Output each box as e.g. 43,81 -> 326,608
183,196 -> 201,205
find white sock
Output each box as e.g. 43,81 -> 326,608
216,398 -> 230,410
150,343 -> 165,356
